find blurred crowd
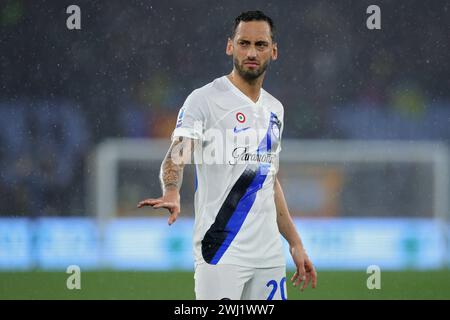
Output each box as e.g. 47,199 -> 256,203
0,0 -> 449,216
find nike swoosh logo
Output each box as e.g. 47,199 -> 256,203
233,126 -> 251,133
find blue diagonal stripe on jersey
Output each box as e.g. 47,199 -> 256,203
201,166 -> 257,264
194,166 -> 198,192
209,163 -> 270,264
257,112 -> 279,154
201,115 -> 275,264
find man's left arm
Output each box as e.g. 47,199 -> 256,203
274,176 -> 317,291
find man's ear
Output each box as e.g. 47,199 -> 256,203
271,42 -> 278,61
226,37 -> 233,56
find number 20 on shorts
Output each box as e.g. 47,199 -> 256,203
266,277 -> 287,300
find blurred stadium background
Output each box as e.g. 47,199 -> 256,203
1,0 -> 450,299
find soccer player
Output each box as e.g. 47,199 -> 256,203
138,10 -> 317,300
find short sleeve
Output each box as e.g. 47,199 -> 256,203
172,90 -> 206,141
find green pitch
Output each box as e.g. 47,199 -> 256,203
1,270 -> 449,300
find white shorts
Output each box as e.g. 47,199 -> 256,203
194,263 -> 287,300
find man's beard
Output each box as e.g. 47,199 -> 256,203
234,57 -> 270,83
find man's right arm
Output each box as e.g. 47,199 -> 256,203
137,136 -> 195,225
160,136 -> 189,191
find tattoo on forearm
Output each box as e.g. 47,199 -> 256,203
160,138 -> 185,191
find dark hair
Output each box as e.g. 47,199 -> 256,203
231,10 -> 275,40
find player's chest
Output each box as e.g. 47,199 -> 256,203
209,104 -> 279,136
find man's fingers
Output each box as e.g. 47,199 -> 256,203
290,271 -> 298,283
294,264 -> 306,287
152,203 -> 181,225
311,268 -> 318,289
168,211 -> 179,226
295,275 -> 305,287
301,273 -> 312,291
138,199 -> 180,225
153,202 -> 177,209
291,270 -> 305,287
168,207 -> 180,224
152,202 -> 166,209
137,199 -> 163,208
304,260 -> 317,289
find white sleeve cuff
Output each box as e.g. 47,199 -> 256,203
172,127 -> 203,140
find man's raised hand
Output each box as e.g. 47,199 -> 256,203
137,190 -> 180,225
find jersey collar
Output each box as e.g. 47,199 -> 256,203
223,75 -> 264,106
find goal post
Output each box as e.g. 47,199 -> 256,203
88,139 -> 449,223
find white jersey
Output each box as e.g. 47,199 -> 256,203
172,75 -> 285,268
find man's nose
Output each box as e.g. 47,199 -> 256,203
247,45 -> 257,59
